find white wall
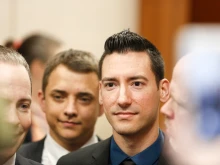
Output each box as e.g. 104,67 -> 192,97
0,0 -> 140,139
0,0 -> 14,45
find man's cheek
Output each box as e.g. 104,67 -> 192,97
19,113 -> 32,130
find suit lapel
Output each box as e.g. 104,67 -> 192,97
158,154 -> 170,165
34,137 -> 45,162
26,136 -> 45,162
96,135 -> 102,142
90,137 -> 111,165
15,154 -> 29,165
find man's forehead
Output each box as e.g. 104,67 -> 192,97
172,53 -> 195,87
0,63 -> 31,96
172,65 -> 188,90
171,59 -> 192,105
171,52 -> 217,105
0,84 -> 31,98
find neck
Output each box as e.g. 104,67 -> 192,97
113,124 -> 159,156
49,129 -> 94,152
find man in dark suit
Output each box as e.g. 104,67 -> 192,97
18,49 -> 103,165
0,45 -> 41,165
57,30 -> 170,165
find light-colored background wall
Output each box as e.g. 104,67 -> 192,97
0,0 -> 140,139
1,0 -> 217,140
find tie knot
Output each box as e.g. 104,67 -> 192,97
120,159 -> 136,165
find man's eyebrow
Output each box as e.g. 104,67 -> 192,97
51,89 -> 67,95
101,76 -> 148,82
76,92 -> 94,98
129,76 -> 148,81
18,98 -> 32,103
101,77 -> 117,82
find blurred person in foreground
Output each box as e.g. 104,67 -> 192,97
57,30 -> 170,165
18,49 -> 103,165
0,45 -> 41,165
17,34 -> 62,142
161,51 -> 220,165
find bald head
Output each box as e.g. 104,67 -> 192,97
174,51 -> 220,99
171,51 -> 220,139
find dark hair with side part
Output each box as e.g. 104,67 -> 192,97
0,45 -> 32,89
99,30 -> 165,87
42,49 -> 98,94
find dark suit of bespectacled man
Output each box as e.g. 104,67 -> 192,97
57,30 -> 171,165
0,45 -> 41,165
18,48 -> 103,165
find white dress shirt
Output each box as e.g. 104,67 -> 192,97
3,154 -> 16,165
42,133 -> 98,165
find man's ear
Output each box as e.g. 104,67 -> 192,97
38,89 -> 46,113
159,78 -> 170,103
98,81 -> 104,117
99,81 -> 103,105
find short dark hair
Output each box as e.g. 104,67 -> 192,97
42,49 -> 98,93
99,30 -> 164,87
17,34 -> 61,66
0,45 -> 32,88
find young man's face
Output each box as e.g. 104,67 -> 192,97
40,64 -> 102,148
0,63 -> 31,156
99,52 -> 169,137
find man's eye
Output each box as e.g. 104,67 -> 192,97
54,95 -> 61,99
134,82 -> 141,86
19,103 -> 30,111
105,83 -> 115,87
52,95 -> 64,101
133,81 -> 143,86
104,82 -> 117,90
79,97 -> 92,104
103,82 -> 117,91
132,81 -> 144,88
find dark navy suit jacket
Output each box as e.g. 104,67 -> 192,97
57,137 -> 170,165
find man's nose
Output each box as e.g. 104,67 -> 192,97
160,99 -> 174,119
64,99 -> 78,117
117,85 -> 132,108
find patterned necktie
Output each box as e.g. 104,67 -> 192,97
120,159 -> 136,165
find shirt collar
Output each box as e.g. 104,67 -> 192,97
110,129 -> 164,165
81,133 -> 99,148
3,153 -> 16,165
42,133 -> 98,165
